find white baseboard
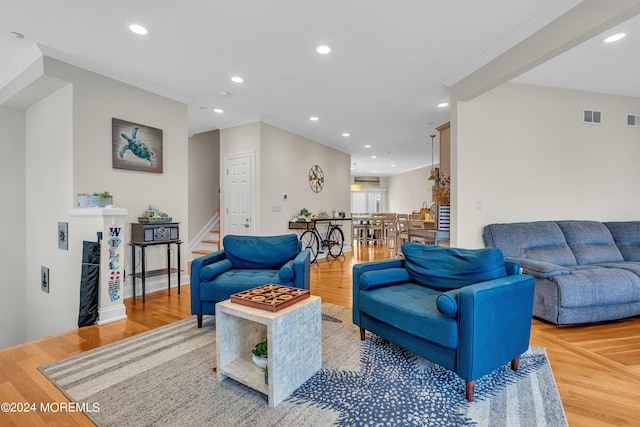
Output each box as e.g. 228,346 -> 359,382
97,305 -> 128,325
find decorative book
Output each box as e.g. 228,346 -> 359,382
230,284 -> 310,312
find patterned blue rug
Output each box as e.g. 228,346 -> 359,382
39,303 -> 567,427
292,333 -> 553,426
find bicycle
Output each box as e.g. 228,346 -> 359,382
298,219 -> 345,264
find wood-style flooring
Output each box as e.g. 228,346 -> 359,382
1,244 -> 639,426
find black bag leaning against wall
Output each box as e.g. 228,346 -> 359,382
78,241 -> 100,327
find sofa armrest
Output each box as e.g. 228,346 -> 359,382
352,259 -> 406,325
190,250 -> 226,315
505,257 -> 570,278
504,260 -> 520,276
456,274 -> 535,381
291,249 -> 311,290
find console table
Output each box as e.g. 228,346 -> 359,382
129,239 -> 182,302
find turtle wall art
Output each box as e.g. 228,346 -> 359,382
112,118 -> 163,173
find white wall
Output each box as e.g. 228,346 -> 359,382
386,166 -> 434,214
455,83 -> 640,248
0,106 -> 26,348
188,130 -> 220,241
219,122 -> 351,238
43,58 -> 189,299
260,123 -> 351,236
24,84 -> 75,341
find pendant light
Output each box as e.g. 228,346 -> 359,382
428,134 -> 436,181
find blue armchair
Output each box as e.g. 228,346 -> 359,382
353,243 -> 535,401
191,234 -> 310,327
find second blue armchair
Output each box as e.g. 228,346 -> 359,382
190,234 -> 310,327
353,243 -> 535,401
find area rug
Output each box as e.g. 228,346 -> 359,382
39,303 -> 567,427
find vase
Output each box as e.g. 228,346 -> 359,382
252,354 -> 268,369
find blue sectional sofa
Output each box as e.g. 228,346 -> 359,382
353,243 -> 535,401
484,220 -> 640,325
190,234 -> 310,327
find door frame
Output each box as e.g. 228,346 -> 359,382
223,151 -> 255,237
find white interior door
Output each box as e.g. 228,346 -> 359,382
224,152 -> 254,236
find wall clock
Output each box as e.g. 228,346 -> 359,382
308,165 -> 324,193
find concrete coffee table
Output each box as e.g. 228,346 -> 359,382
215,295 -> 322,407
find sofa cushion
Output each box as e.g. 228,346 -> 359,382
199,259 -> 233,281
359,268 -> 410,290
550,268 -> 640,307
223,234 -> 299,269
605,221 -> 640,261
557,221 -> 623,265
358,283 -> 458,350
401,243 -> 506,291
483,221 -> 577,266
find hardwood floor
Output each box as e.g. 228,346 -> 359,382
1,244 -> 639,426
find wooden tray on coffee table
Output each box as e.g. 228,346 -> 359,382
230,284 -> 310,312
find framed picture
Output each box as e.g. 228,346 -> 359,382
112,118 -> 163,173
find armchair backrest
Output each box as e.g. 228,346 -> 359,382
401,243 -> 507,291
222,234 -> 300,269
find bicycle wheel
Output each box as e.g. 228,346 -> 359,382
299,230 -> 319,262
327,226 -> 344,258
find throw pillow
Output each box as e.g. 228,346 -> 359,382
199,259 -> 233,281
359,268 -> 410,290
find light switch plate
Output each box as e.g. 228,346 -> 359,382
41,266 -> 50,293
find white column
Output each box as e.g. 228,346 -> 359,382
70,208 -> 128,325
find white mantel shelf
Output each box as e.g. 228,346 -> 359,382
70,207 -> 128,217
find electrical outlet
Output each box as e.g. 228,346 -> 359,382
476,200 -> 482,210
41,266 -> 50,293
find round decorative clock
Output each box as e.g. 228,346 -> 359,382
308,165 -> 324,193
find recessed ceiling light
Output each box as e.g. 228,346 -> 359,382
310,116 -> 319,121
603,33 -> 626,43
316,45 -> 331,54
364,144 -> 372,148
218,91 -> 230,96
437,102 -> 449,108
391,164 -> 396,167
129,24 -> 148,35
213,108 -> 224,114
199,106 -> 207,111
10,31 -> 25,39
371,155 -> 377,159
231,76 -> 244,83
342,133 -> 350,137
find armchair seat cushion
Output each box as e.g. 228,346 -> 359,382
199,269 -> 284,302
359,283 -> 458,350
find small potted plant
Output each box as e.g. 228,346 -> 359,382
99,191 -> 113,207
252,340 -> 268,369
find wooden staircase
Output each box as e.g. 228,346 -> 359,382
192,229 -> 220,257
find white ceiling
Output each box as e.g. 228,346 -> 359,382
1,1 -> 638,176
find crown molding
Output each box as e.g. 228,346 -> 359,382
0,43 -> 43,91
443,0 -> 583,87
38,44 -> 192,105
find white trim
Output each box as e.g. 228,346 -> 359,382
38,44 -> 192,105
0,44 -> 43,90
96,304 -> 127,325
443,0 -> 583,87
